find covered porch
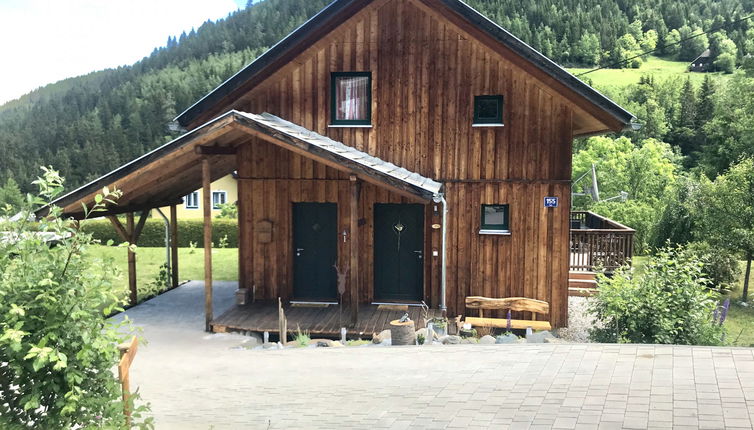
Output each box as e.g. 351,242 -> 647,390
569,210 -> 635,273
43,110 -> 446,334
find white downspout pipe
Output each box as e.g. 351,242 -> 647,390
433,193 -> 448,313
155,208 -> 171,276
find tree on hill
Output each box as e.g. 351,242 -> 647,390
698,158 -> 754,301
678,25 -> 709,61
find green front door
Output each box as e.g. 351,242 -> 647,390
374,203 -> 424,301
293,203 -> 338,301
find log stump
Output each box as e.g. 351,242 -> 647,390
389,319 -> 416,346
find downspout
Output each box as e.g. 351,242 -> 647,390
433,193 -> 448,313
155,208 -> 171,277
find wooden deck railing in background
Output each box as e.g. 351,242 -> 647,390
570,211 -> 635,272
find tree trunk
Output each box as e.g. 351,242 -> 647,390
743,255 -> 752,303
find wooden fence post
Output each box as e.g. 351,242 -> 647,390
118,336 -> 139,427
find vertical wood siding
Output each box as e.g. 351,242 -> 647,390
230,0 -> 574,327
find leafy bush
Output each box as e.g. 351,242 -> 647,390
589,246 -> 726,345
81,218 -> 238,247
0,168 -> 151,428
681,241 -> 741,292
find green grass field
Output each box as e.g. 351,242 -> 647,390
568,56 -> 731,91
87,245 -> 239,301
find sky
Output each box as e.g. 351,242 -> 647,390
0,0 -> 248,105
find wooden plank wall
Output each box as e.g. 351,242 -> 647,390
229,0 -> 574,327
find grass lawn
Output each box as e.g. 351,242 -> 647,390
87,245 -> 238,301
568,56 -> 731,91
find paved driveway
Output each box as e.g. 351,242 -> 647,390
116,282 -> 754,429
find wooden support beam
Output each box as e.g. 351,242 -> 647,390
349,175 -> 361,326
133,210 -> 150,241
107,216 -> 129,242
202,157 -> 213,332
126,213 -> 137,306
195,145 -> 237,155
170,205 -> 179,289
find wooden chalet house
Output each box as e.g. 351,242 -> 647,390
46,0 -> 634,334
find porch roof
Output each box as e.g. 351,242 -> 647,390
40,111 -> 443,219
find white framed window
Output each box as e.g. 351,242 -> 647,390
185,191 -> 199,209
212,191 -> 227,209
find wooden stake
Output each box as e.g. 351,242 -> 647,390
202,158 -> 213,332
126,213 -> 137,306
118,336 -> 138,428
170,205 -> 179,289
349,175 -> 361,326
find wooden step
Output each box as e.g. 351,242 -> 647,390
569,287 -> 598,297
568,278 -> 598,288
569,271 -> 597,281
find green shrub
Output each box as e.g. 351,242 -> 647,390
81,218 -> 238,248
0,168 -> 151,428
589,245 -> 726,345
681,241 -> 741,292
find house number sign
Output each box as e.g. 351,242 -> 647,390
544,197 -> 558,208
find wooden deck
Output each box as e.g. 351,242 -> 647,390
211,301 -> 443,339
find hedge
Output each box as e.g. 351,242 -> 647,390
80,218 -> 239,248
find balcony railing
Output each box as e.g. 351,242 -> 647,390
570,211 -> 635,272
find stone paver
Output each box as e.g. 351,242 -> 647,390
116,282 -> 754,429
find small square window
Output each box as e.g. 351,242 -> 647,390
473,95 -> 504,125
185,191 -> 199,209
212,191 -> 227,210
480,204 -> 509,234
331,72 -> 371,126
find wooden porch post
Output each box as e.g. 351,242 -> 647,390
126,213 -> 137,306
170,204 -> 179,289
349,175 -> 361,325
202,158 -> 213,332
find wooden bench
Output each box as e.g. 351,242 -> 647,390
464,296 -> 552,331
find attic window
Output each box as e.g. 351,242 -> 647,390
330,72 -> 371,126
473,95 -> 504,126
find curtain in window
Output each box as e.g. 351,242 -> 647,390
336,76 -> 369,121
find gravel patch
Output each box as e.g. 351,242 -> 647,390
558,296 -> 598,342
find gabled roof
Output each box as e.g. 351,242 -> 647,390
175,0 -> 634,131
42,111 -> 442,219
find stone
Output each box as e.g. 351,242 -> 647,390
372,329 -> 392,344
543,336 -> 565,344
516,338 -> 528,343
261,342 -> 279,349
479,335 -> 496,344
526,330 -> 555,344
330,341 -> 344,348
460,338 -> 477,344
309,339 -> 334,347
440,335 -> 461,345
496,333 -> 518,344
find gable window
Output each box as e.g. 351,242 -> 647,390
330,72 -> 371,126
473,95 -> 504,126
480,204 -> 510,234
212,191 -> 227,209
185,191 -> 199,209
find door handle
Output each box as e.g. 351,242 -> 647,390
296,248 -> 304,257
413,250 -> 423,260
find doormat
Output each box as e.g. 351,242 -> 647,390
290,303 -> 331,308
377,304 -> 409,311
